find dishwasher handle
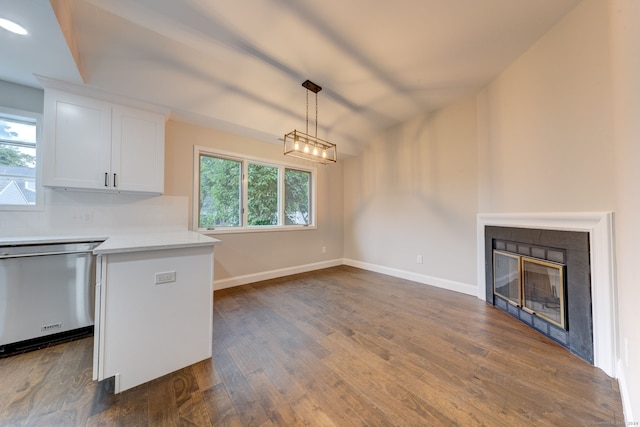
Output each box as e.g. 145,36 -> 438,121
0,241 -> 101,259
0,249 -> 95,259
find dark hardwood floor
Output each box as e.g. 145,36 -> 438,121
0,266 -> 624,426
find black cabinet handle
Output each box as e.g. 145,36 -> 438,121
113,173 -> 117,188
104,172 -> 109,187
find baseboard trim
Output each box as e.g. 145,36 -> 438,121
214,259 -> 477,296
214,259 -> 344,290
343,258 -> 477,296
617,359 -> 634,424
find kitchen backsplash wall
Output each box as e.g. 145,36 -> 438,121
0,189 -> 188,238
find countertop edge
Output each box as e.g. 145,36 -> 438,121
0,231 -> 221,255
93,239 -> 221,255
92,232 -> 221,255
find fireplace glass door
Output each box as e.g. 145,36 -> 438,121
522,258 -> 566,329
493,249 -> 567,331
493,251 -> 521,306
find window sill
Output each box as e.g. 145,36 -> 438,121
196,225 -> 317,235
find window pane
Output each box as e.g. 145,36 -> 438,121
0,118 -> 36,144
247,163 -> 278,226
285,168 -> 310,225
0,116 -> 37,206
199,155 -> 241,228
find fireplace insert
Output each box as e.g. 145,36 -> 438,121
484,226 -> 593,364
493,250 -> 566,329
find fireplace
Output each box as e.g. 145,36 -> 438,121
476,213 -> 616,377
486,227 -> 592,362
494,250 -> 566,329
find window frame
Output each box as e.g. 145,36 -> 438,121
0,106 -> 43,211
193,146 -> 317,234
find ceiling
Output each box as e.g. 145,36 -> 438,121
0,0 -> 581,156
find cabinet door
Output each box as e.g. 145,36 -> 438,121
111,106 -> 165,194
43,90 -> 112,189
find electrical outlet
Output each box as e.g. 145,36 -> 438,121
155,271 -> 176,284
417,255 -> 423,264
71,211 -> 93,224
322,246 -> 327,254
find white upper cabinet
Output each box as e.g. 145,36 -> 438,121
111,105 -> 164,193
43,89 -> 165,194
43,90 -> 112,190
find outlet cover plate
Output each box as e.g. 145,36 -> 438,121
155,271 -> 176,284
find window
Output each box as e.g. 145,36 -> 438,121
198,155 -> 241,227
194,147 -> 315,233
0,109 -> 41,209
284,168 -> 311,225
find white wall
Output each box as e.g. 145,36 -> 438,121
343,97 -> 478,293
610,0 -> 640,420
479,0 -> 615,213
164,119 -> 344,287
0,80 -> 43,114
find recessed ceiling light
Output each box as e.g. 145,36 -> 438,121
0,17 -> 28,35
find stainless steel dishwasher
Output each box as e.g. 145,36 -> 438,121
0,241 -> 101,356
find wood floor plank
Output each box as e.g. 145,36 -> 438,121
176,391 -> 211,427
213,346 -> 271,426
24,340 -> 88,423
1,345 -> 65,424
289,394 -> 337,427
228,334 -> 308,407
0,265 -> 625,426
190,357 -> 220,393
242,368 -> 303,426
85,406 -> 120,427
146,372 -> 180,426
202,382 -> 243,427
253,331 -> 368,426
117,381 -> 149,426
0,346 -> 44,413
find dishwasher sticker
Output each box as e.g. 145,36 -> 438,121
41,323 -> 62,332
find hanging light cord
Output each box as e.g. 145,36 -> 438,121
303,87 -> 319,138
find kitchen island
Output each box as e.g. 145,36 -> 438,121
92,231 -> 220,393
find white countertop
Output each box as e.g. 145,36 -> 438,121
0,231 -> 221,255
93,231 -> 221,255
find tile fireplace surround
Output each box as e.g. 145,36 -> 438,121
476,212 -> 616,378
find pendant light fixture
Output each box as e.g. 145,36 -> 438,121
284,80 -> 337,164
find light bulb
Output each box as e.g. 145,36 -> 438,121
304,144 -> 309,153
322,150 -> 327,158
294,140 -> 299,150
313,147 -> 318,156
0,18 -> 28,35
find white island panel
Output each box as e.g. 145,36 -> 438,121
95,244 -> 214,393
